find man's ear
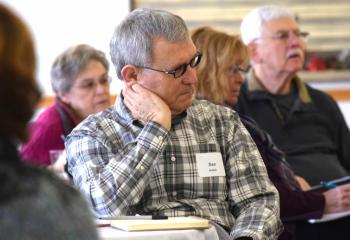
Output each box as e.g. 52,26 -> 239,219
121,64 -> 139,87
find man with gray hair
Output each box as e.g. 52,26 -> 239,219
236,5 -> 350,239
66,8 -> 282,240
237,5 -> 350,185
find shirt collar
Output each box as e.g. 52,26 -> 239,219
172,111 -> 187,126
114,92 -> 135,124
246,70 -> 312,103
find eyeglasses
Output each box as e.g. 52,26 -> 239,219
75,76 -> 112,92
136,51 -> 202,78
227,65 -> 250,74
255,30 -> 309,43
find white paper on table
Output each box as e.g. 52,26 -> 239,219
308,210 -> 350,223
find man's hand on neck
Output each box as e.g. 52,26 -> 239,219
123,83 -> 171,130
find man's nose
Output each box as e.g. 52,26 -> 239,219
289,32 -> 305,45
183,67 -> 198,84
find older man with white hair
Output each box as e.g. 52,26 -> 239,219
237,5 -> 350,185
236,5 -> 350,240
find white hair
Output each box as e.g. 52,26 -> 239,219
240,5 -> 295,45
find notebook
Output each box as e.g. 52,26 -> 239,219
110,216 -> 209,231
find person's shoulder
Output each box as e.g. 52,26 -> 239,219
39,171 -> 89,208
17,165 -> 93,218
304,83 -> 340,111
69,106 -> 119,140
75,106 -> 116,129
0,164 -> 98,239
19,165 -> 78,195
87,105 -> 115,122
305,84 -> 335,101
1,163 -> 88,212
32,104 -> 61,126
191,99 -> 238,119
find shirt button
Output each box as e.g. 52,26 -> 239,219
171,156 -> 176,162
136,162 -> 144,170
158,136 -> 163,141
139,148 -> 146,155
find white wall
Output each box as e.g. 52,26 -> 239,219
1,0 -> 130,96
3,1 -> 350,128
308,81 -> 350,128
338,102 -> 350,128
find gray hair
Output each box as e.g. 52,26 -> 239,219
109,8 -> 189,80
51,44 -> 109,94
240,5 -> 295,45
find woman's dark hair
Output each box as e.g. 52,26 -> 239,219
0,4 -> 41,141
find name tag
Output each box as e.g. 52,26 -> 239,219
195,152 -> 226,177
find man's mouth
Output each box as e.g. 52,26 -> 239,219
287,48 -> 303,59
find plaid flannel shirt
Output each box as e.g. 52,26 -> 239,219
66,96 -> 282,239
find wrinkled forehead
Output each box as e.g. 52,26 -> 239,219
261,17 -> 299,33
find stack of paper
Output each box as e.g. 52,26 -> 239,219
110,217 -> 209,231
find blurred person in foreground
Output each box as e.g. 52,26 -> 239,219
236,5 -> 350,186
192,26 -> 350,240
65,8 -> 282,240
20,44 -> 111,166
0,3 -> 97,239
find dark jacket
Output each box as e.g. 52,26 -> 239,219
236,72 -> 350,185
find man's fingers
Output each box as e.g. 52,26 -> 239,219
131,82 -> 145,93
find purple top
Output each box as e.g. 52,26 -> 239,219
20,98 -> 79,166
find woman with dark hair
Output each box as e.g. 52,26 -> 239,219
0,3 -> 98,239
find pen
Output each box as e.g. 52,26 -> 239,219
320,181 -> 337,189
99,215 -> 168,220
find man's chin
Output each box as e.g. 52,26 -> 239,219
286,64 -> 303,74
171,100 -> 193,116
287,59 -> 304,70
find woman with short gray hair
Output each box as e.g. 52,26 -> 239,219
21,44 -> 111,166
